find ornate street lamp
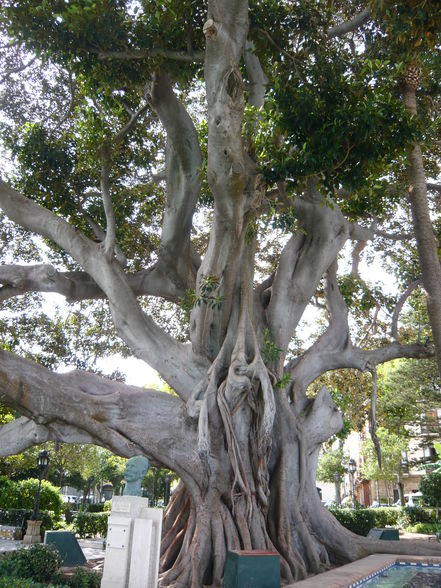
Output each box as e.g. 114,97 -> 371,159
24,449 -> 50,545
31,450 -> 50,521
164,473 -> 171,507
348,458 -> 356,509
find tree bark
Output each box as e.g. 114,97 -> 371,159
402,81 -> 441,380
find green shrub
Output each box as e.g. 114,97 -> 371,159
103,500 -> 112,512
407,522 -> 438,534
0,543 -> 61,582
328,507 -> 376,536
0,479 -> 62,519
0,475 -> 13,495
68,567 -> 101,588
398,506 -> 433,527
62,503 -> 74,524
73,511 -> 109,538
0,578 -> 68,588
86,503 -> 104,513
371,507 -> 400,527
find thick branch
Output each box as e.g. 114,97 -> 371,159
243,40 -> 267,109
0,350 -> 200,477
289,340 -> 434,394
0,263 -> 184,303
402,81 -> 441,379
267,188 -> 349,358
0,180 -> 208,397
98,143 -> 117,259
148,73 -> 202,288
95,49 -> 204,62
328,7 -> 371,38
0,417 -> 97,456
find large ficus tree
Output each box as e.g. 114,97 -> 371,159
1,0 -> 441,585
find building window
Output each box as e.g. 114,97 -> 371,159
423,446 -> 437,461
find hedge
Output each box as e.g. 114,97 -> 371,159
398,506 -> 435,527
371,507 -> 400,528
328,506 -> 437,536
0,479 -> 62,519
73,511 -> 109,538
0,508 -> 56,538
328,508 -> 376,536
85,503 -> 105,513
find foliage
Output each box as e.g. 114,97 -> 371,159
142,468 -> 178,505
377,359 -> 440,435
328,507 -> 376,537
398,506 -> 434,527
329,506 -> 404,535
361,428 -> 408,483
0,578 -> 67,588
0,508 -> 55,535
52,568 -> 101,588
419,470 -> 441,509
371,507 -> 400,528
85,502 -> 105,513
407,522 -> 438,535
316,446 -> 347,483
73,511 -> 109,538
0,478 -> 62,518
0,543 -> 61,582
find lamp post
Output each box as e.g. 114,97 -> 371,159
31,450 -> 50,520
164,474 -> 171,507
24,450 -> 50,544
333,471 -> 341,506
348,458 -> 356,509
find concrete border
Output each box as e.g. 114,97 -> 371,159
287,555 -> 441,587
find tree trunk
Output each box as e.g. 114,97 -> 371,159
402,79 -> 441,379
160,384 -> 441,587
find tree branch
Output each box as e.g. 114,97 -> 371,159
0,263 -> 184,303
391,278 -> 422,340
0,179 -> 208,397
244,40 -> 268,109
0,349 -> 201,476
147,73 -> 202,289
427,182 -> 441,194
267,188 -> 349,360
0,417 -> 97,457
95,48 -> 204,63
98,142 -> 117,259
328,7 -> 371,39
0,56 -> 36,84
288,340 -> 434,395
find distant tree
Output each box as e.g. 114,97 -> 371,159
361,428 -> 408,504
420,470 -> 441,521
317,447 -> 347,484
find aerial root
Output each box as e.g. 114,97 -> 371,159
162,481 -> 188,536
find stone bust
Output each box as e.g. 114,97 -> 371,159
123,455 -> 150,496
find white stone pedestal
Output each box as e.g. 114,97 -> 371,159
101,496 -> 163,588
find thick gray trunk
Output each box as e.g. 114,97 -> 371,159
402,82 -> 441,379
